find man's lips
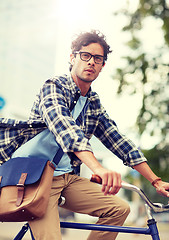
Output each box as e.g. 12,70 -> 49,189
84,68 -> 96,74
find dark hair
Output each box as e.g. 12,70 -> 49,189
69,30 -> 112,71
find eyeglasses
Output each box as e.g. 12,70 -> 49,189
74,51 -> 105,64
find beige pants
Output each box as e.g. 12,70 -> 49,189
29,173 -> 130,240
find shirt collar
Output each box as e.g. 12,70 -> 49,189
68,74 -> 93,98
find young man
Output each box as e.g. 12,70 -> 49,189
0,30 -> 169,240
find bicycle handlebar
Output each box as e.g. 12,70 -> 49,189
121,182 -> 169,213
90,174 -> 169,213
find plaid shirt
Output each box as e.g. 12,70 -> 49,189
0,74 -> 147,166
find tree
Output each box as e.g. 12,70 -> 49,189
114,0 -> 169,201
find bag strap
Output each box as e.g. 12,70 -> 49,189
0,176 -> 2,191
53,93 -> 88,167
69,90 -> 81,111
16,173 -> 28,206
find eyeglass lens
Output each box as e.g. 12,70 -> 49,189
80,52 -> 104,64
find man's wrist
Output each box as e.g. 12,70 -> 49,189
151,177 -> 162,187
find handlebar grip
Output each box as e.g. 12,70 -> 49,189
90,174 -> 102,184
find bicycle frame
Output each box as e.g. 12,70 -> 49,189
60,218 -> 160,240
13,182 -> 169,240
13,216 -> 160,240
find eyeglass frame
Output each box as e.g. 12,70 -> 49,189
74,51 -> 105,65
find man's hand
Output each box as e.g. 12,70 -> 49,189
74,151 -> 122,195
153,181 -> 169,198
133,162 -> 169,198
93,168 -> 122,195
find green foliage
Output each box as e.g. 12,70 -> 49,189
114,0 -> 169,140
142,144 -> 169,204
124,144 -> 169,203
114,0 -> 169,193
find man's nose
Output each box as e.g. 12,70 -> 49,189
88,56 -> 95,65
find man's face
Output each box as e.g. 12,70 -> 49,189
70,43 -> 105,84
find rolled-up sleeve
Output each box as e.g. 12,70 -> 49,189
39,80 -> 92,153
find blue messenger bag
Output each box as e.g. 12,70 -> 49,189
0,92 -> 89,222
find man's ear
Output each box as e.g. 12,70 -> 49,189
100,62 -> 105,72
70,54 -> 75,65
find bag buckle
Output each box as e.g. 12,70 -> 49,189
16,183 -> 25,187
16,173 -> 27,207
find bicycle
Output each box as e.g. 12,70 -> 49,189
13,180 -> 169,240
